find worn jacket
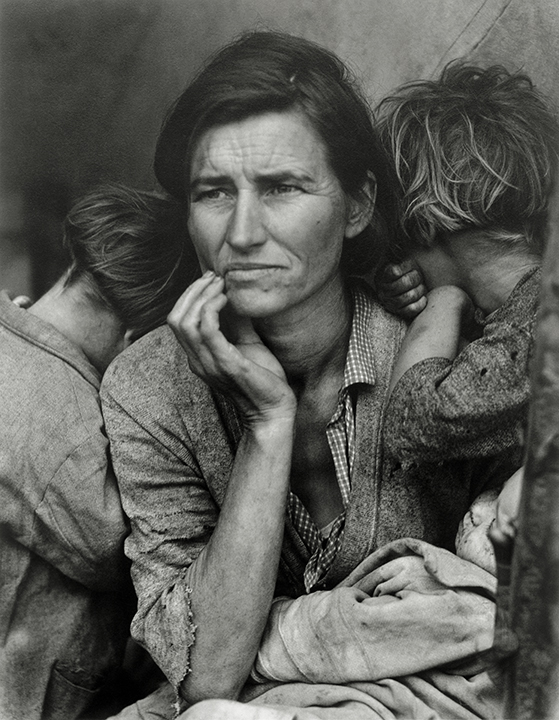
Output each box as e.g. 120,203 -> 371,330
0,292 -> 132,720
384,268 -> 540,464
101,282 -> 519,692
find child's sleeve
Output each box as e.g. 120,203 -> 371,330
384,314 -> 533,463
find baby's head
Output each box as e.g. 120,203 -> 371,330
455,488 -> 499,574
377,62 -> 558,257
455,469 -> 525,575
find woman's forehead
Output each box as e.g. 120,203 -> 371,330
189,110 -> 331,181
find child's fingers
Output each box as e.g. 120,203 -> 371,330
11,295 -> 32,308
380,258 -> 418,282
377,281 -> 427,320
397,296 -> 428,320
489,524 -> 515,571
389,283 -> 427,308
378,270 -> 425,299
496,467 -> 524,527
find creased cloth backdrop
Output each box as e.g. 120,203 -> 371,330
1,0 -> 558,294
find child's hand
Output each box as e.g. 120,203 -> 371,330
9,293 -> 32,309
489,466 -> 524,571
375,259 -> 427,320
495,467 -> 524,542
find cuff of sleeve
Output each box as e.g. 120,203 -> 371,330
141,572 -> 197,691
252,597 -> 309,683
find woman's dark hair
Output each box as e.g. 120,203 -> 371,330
154,30 -> 398,275
377,61 -> 559,256
63,184 -> 199,338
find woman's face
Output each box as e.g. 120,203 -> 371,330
187,110 -> 362,319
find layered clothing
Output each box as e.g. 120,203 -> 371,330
0,292 -> 132,720
101,281 -> 518,720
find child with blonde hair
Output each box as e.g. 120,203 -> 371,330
375,61 -> 557,570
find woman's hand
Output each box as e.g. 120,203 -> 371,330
168,271 -> 296,425
167,271 -> 297,703
355,555 -> 446,597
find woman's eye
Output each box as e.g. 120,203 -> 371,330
271,184 -> 299,195
194,188 -> 228,201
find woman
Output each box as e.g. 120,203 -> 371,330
102,32 -> 517,718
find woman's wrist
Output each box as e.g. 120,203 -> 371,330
245,409 -> 296,442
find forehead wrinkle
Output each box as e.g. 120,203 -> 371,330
191,114 -> 329,185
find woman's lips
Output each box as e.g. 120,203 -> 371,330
224,264 -> 283,280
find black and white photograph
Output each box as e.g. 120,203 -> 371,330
1,2 -> 559,719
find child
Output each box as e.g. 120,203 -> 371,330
454,465 -> 523,574
0,185 -> 198,720
374,62 -> 558,479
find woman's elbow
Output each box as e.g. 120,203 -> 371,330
179,669 -> 247,705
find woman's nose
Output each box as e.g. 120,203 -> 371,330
225,192 -> 266,250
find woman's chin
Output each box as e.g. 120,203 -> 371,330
226,289 -> 285,319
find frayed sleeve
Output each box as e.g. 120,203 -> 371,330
101,355 -> 220,690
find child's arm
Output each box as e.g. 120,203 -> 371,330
384,273 -> 538,464
388,285 -> 473,394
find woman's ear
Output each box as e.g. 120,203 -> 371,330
344,172 -> 377,239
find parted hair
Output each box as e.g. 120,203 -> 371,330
154,30 -> 398,275
64,185 -> 198,338
377,61 -> 559,255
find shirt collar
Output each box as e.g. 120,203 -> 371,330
0,290 -> 101,388
342,284 -> 377,390
477,266 -> 541,326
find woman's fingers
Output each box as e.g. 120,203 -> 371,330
355,561 -> 400,594
169,274 -> 225,343
198,292 -> 229,343
221,308 -> 262,346
373,576 -> 406,597
355,555 -> 442,597
167,272 -> 295,417
168,273 -> 229,375
167,269 -> 216,320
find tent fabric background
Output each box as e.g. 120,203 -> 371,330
1,0 -> 557,295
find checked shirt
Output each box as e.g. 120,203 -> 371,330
286,287 -> 377,592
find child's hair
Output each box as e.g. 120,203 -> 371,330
377,61 -> 559,255
63,184 -> 199,338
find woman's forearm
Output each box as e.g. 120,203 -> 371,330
180,414 -> 295,703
